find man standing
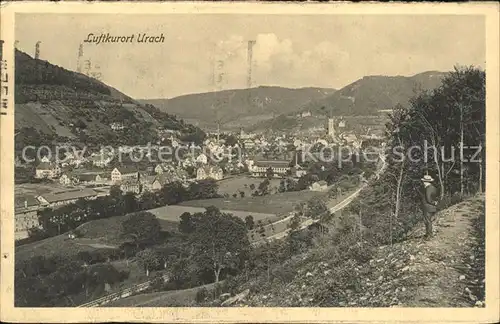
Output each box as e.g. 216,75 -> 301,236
420,174 -> 439,238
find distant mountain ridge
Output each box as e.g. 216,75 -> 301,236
139,86 -> 336,131
140,71 -> 446,132
14,50 -> 203,149
247,71 -> 448,132
305,71 -> 447,116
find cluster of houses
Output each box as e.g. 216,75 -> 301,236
15,121 -> 383,241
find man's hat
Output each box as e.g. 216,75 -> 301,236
421,175 -> 434,182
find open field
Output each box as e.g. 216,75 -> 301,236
148,205 -> 278,224
76,214 -> 177,243
15,182 -> 75,196
180,190 -> 329,216
217,176 -> 280,197
15,214 -> 177,263
15,232 -> 118,263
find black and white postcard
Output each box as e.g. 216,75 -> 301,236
0,2 -> 499,323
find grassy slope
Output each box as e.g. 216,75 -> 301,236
90,186 -> 363,307
14,50 -> 193,140
179,190 -> 329,216
237,194 -> 486,307
15,214 -> 177,263
217,176 -> 281,196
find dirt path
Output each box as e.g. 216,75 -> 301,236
358,194 -> 486,307
404,194 -> 485,307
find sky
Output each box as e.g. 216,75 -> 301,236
15,14 -> 485,99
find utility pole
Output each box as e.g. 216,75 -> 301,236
84,59 -> 92,76
77,43 -> 84,73
246,40 -> 256,108
247,40 -> 256,89
212,42 -> 225,144
35,41 -> 41,59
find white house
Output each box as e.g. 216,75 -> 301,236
150,174 -> 171,191
309,180 -> 328,192
243,138 -> 257,149
196,165 -> 223,181
245,159 -> 255,168
196,153 -> 208,164
35,162 -> 60,179
154,164 -> 166,174
59,174 -> 73,186
111,167 -> 139,183
250,160 -> 291,178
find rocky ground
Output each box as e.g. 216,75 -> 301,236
221,194 -> 485,308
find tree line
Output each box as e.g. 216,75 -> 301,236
348,66 -> 485,245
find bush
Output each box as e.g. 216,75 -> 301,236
213,282 -> 223,298
195,287 -> 209,303
162,281 -> 181,291
72,228 -> 83,238
221,275 -> 239,295
77,251 -> 93,264
119,270 -> 130,281
313,259 -> 361,306
345,243 -> 374,265
271,264 -> 296,284
149,272 -> 166,291
438,193 -> 464,210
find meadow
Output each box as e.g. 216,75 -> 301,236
217,175 -> 280,197
15,214 -> 177,263
180,190 -> 329,216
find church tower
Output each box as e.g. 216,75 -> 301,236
327,118 -> 335,138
